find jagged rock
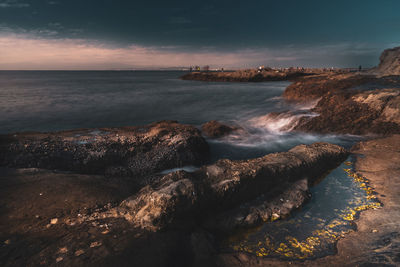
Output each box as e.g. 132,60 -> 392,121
120,142 -> 347,231
0,121 -> 209,177
293,87 -> 400,135
120,171 -> 204,231
373,46 -> 400,76
201,120 -> 237,138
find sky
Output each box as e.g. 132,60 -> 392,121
0,0 -> 399,70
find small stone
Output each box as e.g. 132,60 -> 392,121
58,247 -> 68,254
56,257 -> 63,263
372,229 -> 378,233
35,215 -> 40,219
50,218 -> 58,225
90,241 -> 102,248
101,230 -> 109,235
74,249 -> 85,256
39,192 -> 43,196
4,239 -> 10,245
46,224 -> 51,229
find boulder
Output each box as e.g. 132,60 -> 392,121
201,120 -> 237,138
0,121 -> 209,177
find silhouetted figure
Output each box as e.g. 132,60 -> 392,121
359,65 -> 362,72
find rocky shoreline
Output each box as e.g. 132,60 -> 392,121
1,47 -> 400,266
181,68 -> 340,83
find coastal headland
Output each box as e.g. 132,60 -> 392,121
1,47 -> 400,266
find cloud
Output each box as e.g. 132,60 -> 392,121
0,0 -> 29,8
0,32 -> 390,70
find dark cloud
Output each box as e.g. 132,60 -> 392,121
0,0 -> 399,67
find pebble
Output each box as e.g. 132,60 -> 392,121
372,229 -> 378,233
50,218 -> 58,225
90,241 -> 102,248
74,249 -> 85,256
56,257 -> 63,263
58,247 -> 68,254
4,239 -> 10,245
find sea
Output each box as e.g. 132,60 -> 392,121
0,70 -> 376,260
0,70 -> 358,160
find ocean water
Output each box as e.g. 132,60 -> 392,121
0,70 -> 359,161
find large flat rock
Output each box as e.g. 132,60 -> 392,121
0,121 -> 209,177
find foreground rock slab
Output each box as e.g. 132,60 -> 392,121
0,121 -> 209,177
121,142 -> 348,231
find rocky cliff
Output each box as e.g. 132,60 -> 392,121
373,46 -> 400,76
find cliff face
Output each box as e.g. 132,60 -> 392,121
374,46 -> 400,76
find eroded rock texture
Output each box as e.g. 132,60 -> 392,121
120,142 -> 348,231
0,121 -> 209,177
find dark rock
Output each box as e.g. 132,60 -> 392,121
201,121 -> 237,138
0,121 -> 209,177
120,142 -> 348,231
293,87 -> 400,135
280,70 -> 400,135
181,69 -> 317,82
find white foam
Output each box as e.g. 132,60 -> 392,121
159,166 -> 199,175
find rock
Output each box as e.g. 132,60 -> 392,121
74,249 -> 85,256
293,87 -> 400,135
120,142 -> 347,231
50,218 -> 58,225
201,120 -> 237,138
181,68 -> 322,82
120,171 -> 203,231
58,247 -> 68,254
0,121 -> 209,177
90,241 -> 102,248
372,46 -> 400,76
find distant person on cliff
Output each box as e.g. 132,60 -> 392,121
359,65 -> 362,72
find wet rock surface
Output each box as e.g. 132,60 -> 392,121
0,121 -> 209,178
216,135 -> 400,266
201,120 -> 238,138
282,73 -> 400,135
